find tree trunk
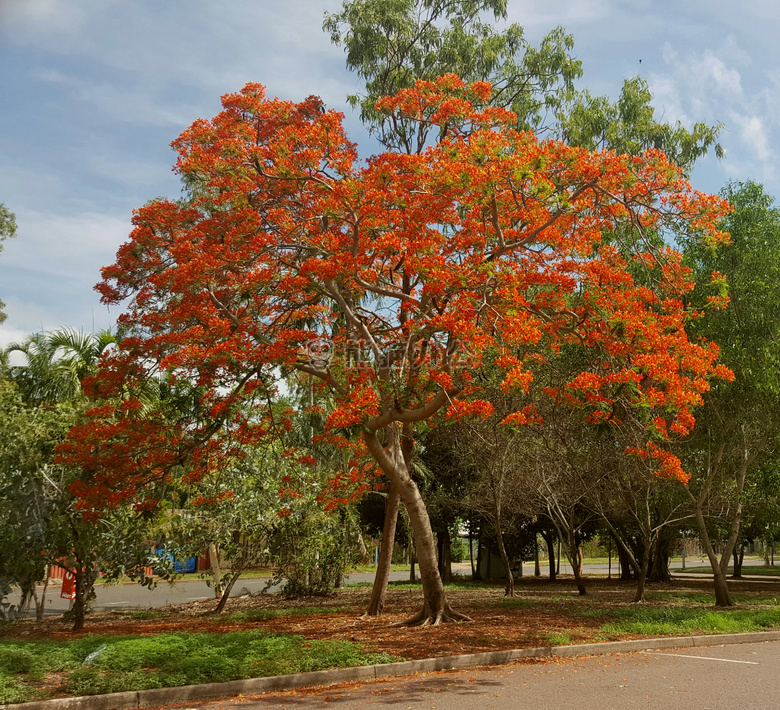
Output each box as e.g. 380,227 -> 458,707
615,538 -> 634,580
566,530 -> 587,596
693,503 -> 734,606
364,426 -> 470,626
647,532 -> 673,583
71,566 -> 97,632
473,535 -> 484,581
32,576 -> 49,622
732,543 -> 746,578
365,483 -> 400,616
541,529 -> 556,581
495,523 -> 514,597
409,540 -> 417,583
437,526 -> 452,584
356,530 -> 371,566
214,571 -> 241,613
468,524 -> 476,579
632,536 -> 653,603
208,544 -> 222,599
534,537 -> 541,577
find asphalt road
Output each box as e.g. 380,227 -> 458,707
184,639 -> 780,710
8,569 -> 415,617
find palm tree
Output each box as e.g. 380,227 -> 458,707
2,328 -> 118,630
4,328 -> 116,405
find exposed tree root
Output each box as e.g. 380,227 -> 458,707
360,603 -> 384,619
390,605 -> 472,627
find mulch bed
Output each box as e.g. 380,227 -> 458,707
3,576 -> 773,659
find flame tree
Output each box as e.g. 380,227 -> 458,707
58,76 -> 731,626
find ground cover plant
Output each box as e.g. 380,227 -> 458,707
1,576 -> 778,702
0,630 -> 398,704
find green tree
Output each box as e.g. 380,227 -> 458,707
5,328 -> 116,405
0,378 -> 66,620
680,181 -> 780,606
0,203 -> 17,324
325,0 -> 722,615
324,0 -> 581,153
1,329 -> 154,630
558,76 -> 722,172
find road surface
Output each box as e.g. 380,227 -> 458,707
184,638 -> 780,710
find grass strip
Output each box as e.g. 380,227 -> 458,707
0,631 -> 400,704
677,565 -> 780,577
600,605 -> 780,636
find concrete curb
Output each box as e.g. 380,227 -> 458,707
4,629 -> 780,710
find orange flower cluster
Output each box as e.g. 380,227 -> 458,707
58,75 -> 734,512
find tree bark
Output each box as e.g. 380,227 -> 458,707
534,537 -> 541,577
495,522 -> 514,596
541,529 -> 556,581
364,425 -> 470,626
356,530 -> 371,566
32,576 -> 49,622
693,502 -> 734,606
632,536 -> 653,603
437,526 -> 453,584
71,565 -> 97,632
208,544 -> 222,599
468,524 -> 476,579
214,571 -> 241,613
473,535 -> 484,581
365,483 -> 400,616
567,530 -> 587,596
647,531 -> 673,583
732,543 -> 746,578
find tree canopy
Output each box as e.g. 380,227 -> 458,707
0,202 -> 18,324
58,76 -> 731,624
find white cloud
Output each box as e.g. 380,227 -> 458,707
0,209 -> 129,340
730,113 -> 772,162
692,51 -> 743,97
30,69 -> 202,127
2,211 -> 129,280
505,0 -> 610,28
0,0 -> 114,37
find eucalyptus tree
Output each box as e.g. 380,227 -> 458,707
680,181 -> 780,606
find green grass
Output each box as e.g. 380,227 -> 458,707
220,606 -> 350,623
677,565 -> 780,577
599,605 -> 780,636
346,564 -> 410,573
545,631 -> 572,645
0,631 -> 401,703
496,597 -> 533,610
346,578 -> 492,591
127,609 -> 165,620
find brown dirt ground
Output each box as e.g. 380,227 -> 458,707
2,575 -> 776,660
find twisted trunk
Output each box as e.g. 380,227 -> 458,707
364,425 -> 470,626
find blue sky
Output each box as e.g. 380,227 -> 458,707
1,0 -> 778,347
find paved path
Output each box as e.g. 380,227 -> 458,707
9,569 -> 415,617
185,638 -> 780,710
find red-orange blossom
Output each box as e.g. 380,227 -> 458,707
60,75 -> 731,521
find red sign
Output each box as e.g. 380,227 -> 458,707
60,571 -> 76,600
